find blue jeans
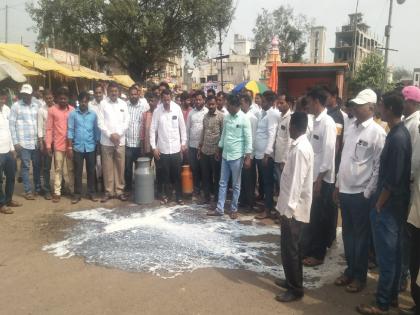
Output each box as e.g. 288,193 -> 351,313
20,148 -> 41,194
340,193 -> 371,283
217,157 -> 243,214
0,152 -> 16,206
370,205 -> 405,310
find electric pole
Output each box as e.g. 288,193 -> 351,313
382,0 -> 394,92
218,26 -> 223,92
5,4 -> 8,43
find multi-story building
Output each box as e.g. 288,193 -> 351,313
309,26 -> 326,64
331,13 -> 382,71
414,68 -> 420,87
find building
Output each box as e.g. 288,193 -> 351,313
190,34 -> 266,91
309,26 -> 326,64
331,13 -> 382,71
414,68 -> 420,87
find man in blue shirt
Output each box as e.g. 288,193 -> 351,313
68,91 -> 100,204
357,92 -> 412,315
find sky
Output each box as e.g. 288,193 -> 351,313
0,0 -> 419,71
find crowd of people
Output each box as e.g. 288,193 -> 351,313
0,80 -> 419,314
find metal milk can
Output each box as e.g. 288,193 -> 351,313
134,157 -> 154,204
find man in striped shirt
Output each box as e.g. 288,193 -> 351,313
9,84 -> 41,200
124,85 -> 149,193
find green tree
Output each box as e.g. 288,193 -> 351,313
349,53 -> 394,93
27,0 -> 234,81
252,5 -> 312,62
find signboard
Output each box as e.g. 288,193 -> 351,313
45,48 -> 80,67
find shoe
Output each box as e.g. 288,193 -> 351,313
7,200 -> 22,207
229,212 -> 238,220
0,206 -> 14,214
101,194 -> 111,203
71,196 -> 81,204
399,306 -> 416,315
274,278 -> 290,289
118,194 -> 128,201
275,290 -> 303,303
52,194 -> 60,203
87,194 -> 98,202
44,193 -> 52,200
24,193 -> 35,200
207,210 -> 223,216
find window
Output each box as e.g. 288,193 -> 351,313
416,74 -> 419,82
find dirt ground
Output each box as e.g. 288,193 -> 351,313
0,184 -> 414,315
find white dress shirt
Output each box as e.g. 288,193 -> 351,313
276,134 -> 314,223
310,108 -> 337,183
249,103 -> 261,116
407,111 -> 420,229
306,114 -> 314,139
0,105 -> 14,153
88,99 -> 102,116
150,101 -> 187,154
244,110 -> 258,158
186,106 -> 208,148
403,111 -> 420,179
336,118 -> 386,198
254,107 -> 279,159
273,109 -> 292,164
98,97 -> 129,147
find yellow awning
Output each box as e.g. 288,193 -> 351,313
112,75 -> 135,88
0,55 -> 40,77
0,43 -> 79,78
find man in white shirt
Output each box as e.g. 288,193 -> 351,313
88,85 -> 104,116
0,89 -> 17,214
216,91 -> 229,115
333,89 -> 386,293
275,112 -> 314,303
255,90 -> 280,220
239,93 -> 258,211
98,83 -> 129,202
402,86 -> 420,315
150,89 -> 187,204
186,90 -> 208,197
268,93 -> 292,191
124,85 -> 149,193
302,87 -> 337,267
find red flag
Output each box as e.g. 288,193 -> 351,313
268,61 -> 278,93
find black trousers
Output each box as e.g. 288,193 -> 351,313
409,224 -> 420,309
199,153 -> 220,201
188,147 -> 201,194
124,146 -> 142,191
280,216 -> 305,297
239,159 -> 256,207
159,153 -> 182,201
73,151 -> 96,196
0,152 -> 16,206
303,181 -> 336,260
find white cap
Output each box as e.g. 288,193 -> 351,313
350,89 -> 377,105
88,90 -> 94,95
121,93 -> 127,99
20,84 -> 33,95
38,86 -> 45,91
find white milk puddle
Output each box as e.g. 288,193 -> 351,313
43,205 -> 345,288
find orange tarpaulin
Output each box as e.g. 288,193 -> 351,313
268,61 -> 278,93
